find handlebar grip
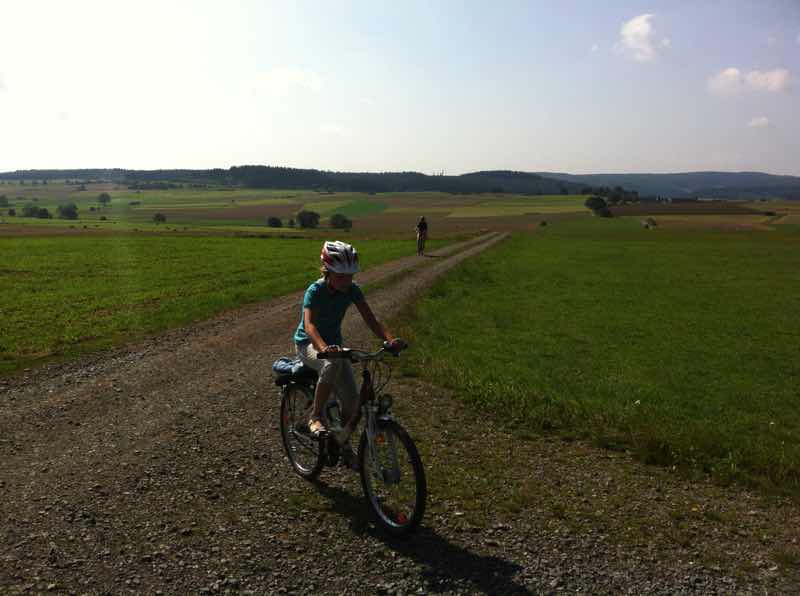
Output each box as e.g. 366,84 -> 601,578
383,339 -> 408,355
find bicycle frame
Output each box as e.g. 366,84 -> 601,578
321,346 -> 402,475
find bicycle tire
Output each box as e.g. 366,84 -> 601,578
358,419 -> 427,535
280,385 -> 324,480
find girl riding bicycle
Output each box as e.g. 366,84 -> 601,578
294,241 -> 403,450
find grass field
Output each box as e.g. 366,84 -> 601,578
0,235 -> 446,375
394,218 -> 800,492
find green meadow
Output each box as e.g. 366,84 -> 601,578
395,218 -> 800,491
0,235 -> 437,375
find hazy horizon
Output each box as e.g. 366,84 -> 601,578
1,1 -> 798,176
2,165 -> 800,179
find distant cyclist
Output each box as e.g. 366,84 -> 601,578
415,216 -> 428,256
294,241 -> 404,459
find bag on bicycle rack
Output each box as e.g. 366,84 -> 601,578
272,356 -> 304,376
272,357 -> 318,387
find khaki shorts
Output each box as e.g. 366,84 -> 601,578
296,342 -> 359,417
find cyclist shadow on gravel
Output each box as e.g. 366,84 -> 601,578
314,480 -> 534,595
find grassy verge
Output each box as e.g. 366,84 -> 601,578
0,235 -> 446,375
392,219 -> 800,492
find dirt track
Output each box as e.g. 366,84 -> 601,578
1,232 -> 799,595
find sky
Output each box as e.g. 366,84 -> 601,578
0,0 -> 798,175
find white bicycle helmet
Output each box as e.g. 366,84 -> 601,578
321,240 -> 359,274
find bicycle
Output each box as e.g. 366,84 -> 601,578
276,341 -> 427,535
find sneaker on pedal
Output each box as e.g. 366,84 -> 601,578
308,417 -> 329,439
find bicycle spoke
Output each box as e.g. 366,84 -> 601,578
360,421 -> 426,533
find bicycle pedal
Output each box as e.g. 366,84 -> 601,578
293,421 -> 310,434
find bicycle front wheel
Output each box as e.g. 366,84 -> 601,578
359,419 -> 427,535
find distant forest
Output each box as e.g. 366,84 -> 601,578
0,167 -> 583,195
1,166 -> 798,199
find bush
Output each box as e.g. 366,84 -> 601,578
57,203 -> 79,220
296,210 -> 320,229
98,192 -> 111,206
584,195 -> 607,212
288,218 -> 295,228
595,207 -> 613,218
153,212 -> 166,223
329,213 -> 352,230
7,208 -> 16,216
0,195 -> 7,207
99,215 -> 107,221
267,216 -> 283,228
22,204 -> 41,217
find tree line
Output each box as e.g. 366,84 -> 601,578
0,167 -> 586,195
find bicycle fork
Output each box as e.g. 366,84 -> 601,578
365,406 -> 402,485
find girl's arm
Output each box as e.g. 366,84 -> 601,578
355,299 -> 396,344
303,307 -> 337,352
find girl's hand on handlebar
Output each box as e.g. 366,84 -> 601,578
322,344 -> 342,353
385,338 -> 407,353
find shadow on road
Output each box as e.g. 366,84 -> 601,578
313,480 -> 534,595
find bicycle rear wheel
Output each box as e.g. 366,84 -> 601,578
359,419 -> 426,535
280,385 -> 324,480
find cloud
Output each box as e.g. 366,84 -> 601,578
745,68 -> 791,92
748,116 -> 771,128
708,67 -> 791,95
0,74 -> 5,92
244,67 -> 323,97
590,43 -> 599,53
708,67 -> 743,95
616,14 -> 669,62
797,31 -> 800,45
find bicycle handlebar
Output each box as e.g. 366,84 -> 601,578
317,340 -> 407,362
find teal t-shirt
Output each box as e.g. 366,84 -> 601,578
294,279 -> 365,346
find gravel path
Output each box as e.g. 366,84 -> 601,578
1,231 -> 799,595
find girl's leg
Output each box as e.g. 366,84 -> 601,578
336,361 -> 359,436
311,381 -> 333,421
297,343 -> 340,434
